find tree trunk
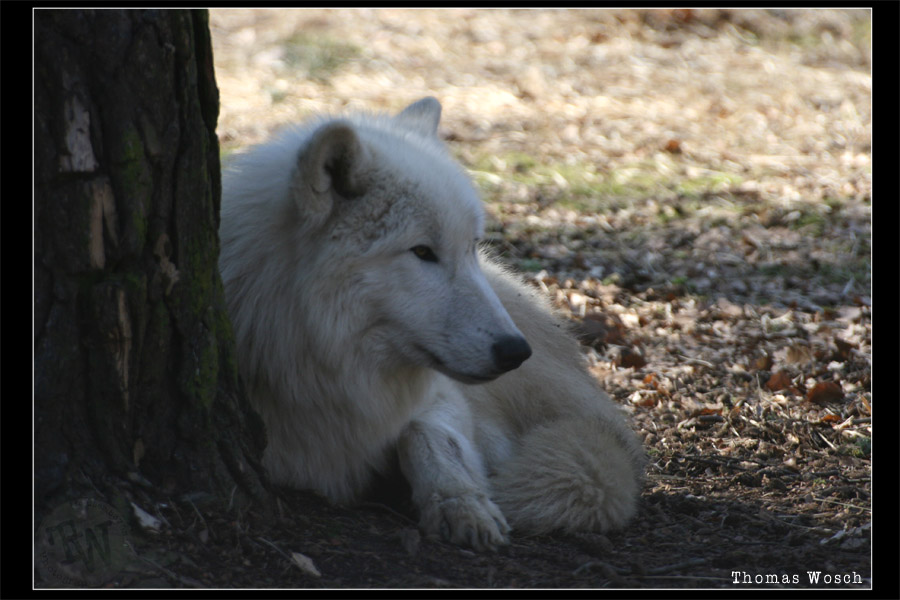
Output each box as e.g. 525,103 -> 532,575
34,9 -> 268,518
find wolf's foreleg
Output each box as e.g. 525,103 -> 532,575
397,383 -> 510,551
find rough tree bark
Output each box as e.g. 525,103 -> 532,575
34,9 -> 268,519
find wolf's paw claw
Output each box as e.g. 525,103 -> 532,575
420,493 -> 510,551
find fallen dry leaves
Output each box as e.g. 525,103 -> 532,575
807,381 -> 845,406
122,7 -> 872,589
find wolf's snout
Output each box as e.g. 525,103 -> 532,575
492,335 -> 532,372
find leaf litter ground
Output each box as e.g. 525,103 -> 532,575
64,9 -> 873,590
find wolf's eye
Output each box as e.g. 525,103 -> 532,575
410,245 -> 438,263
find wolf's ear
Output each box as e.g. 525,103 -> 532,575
395,96 -> 442,137
294,121 -> 367,223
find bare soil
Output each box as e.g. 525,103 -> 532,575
47,9 -> 875,590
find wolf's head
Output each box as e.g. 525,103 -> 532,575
283,97 -> 532,383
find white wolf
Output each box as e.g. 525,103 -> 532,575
219,97 -> 645,551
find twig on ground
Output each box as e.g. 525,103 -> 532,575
136,553 -> 204,587
676,354 -> 714,368
360,501 -> 418,525
256,536 -> 293,562
645,556 -> 710,575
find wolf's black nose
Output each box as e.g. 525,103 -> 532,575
492,335 -> 532,372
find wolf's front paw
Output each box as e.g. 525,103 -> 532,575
419,492 -> 510,551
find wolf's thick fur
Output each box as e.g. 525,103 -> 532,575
220,98 -> 645,550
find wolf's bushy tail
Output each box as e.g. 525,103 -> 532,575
491,417 -> 645,534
